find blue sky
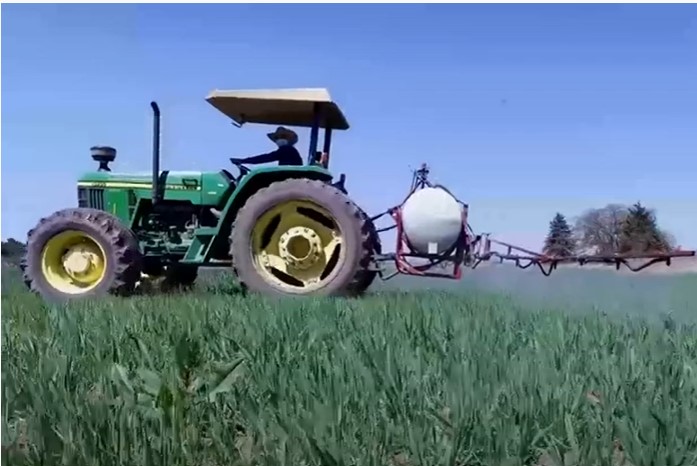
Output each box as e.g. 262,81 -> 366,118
2,4 -> 696,251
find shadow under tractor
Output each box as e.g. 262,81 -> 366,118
21,88 -> 696,302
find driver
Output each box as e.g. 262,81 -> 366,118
230,126 -> 303,166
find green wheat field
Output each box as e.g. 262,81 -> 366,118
2,264 -> 697,466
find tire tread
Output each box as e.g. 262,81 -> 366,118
229,178 -> 376,297
22,207 -> 142,299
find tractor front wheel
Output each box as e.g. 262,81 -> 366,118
21,208 -> 142,302
230,179 -> 374,297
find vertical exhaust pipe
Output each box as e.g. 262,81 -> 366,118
150,101 -> 161,206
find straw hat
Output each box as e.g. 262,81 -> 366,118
267,126 -> 298,145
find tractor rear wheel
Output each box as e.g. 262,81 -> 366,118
21,208 -> 142,302
229,179 -> 374,297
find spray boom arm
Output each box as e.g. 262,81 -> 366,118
370,163 -> 696,280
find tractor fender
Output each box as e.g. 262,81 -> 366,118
206,166 -> 334,260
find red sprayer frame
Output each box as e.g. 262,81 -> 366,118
369,164 -> 696,280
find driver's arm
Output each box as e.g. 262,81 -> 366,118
235,149 -> 281,165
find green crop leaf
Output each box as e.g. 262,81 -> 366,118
156,383 -> 175,411
174,335 -> 203,373
128,332 -> 156,370
136,368 -> 162,397
186,376 -> 205,394
564,413 -> 579,454
208,357 -> 245,402
110,363 -> 134,396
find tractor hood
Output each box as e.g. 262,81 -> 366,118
77,170 -> 232,206
78,171 -> 205,189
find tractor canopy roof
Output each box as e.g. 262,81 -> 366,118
205,88 -> 350,130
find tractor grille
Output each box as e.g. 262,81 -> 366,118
78,187 -> 105,210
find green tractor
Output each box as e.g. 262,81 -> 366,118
21,88 -> 381,301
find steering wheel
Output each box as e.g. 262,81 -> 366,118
229,158 -> 251,177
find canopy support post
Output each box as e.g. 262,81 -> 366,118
307,103 -> 321,165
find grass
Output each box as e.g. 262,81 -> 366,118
2,266 -> 697,466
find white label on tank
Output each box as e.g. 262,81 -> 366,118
428,242 -> 438,254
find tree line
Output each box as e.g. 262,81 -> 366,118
1,238 -> 25,267
543,202 -> 679,258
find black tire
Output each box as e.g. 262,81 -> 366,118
229,179 -> 373,297
160,265 -> 198,293
21,208 -> 142,302
346,209 -> 382,295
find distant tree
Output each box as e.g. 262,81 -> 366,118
618,202 -> 672,254
543,212 -> 576,257
573,204 -> 628,255
659,229 -> 677,250
1,238 -> 26,267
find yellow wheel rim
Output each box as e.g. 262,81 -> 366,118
251,199 -> 344,292
40,230 -> 107,294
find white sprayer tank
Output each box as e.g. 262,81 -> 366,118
401,186 -> 464,255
